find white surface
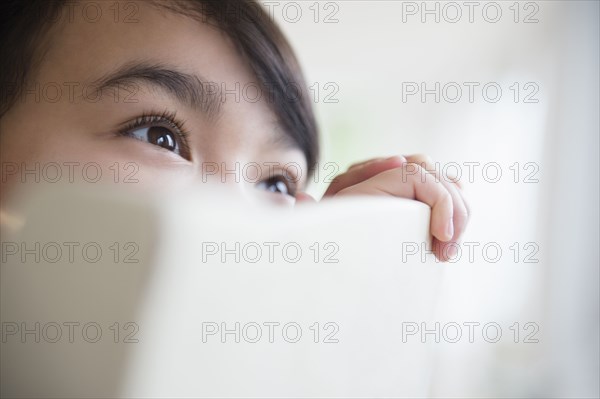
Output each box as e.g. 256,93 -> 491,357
1,187 -> 441,398
277,2 -> 599,396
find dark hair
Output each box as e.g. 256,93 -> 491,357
0,0 -> 319,174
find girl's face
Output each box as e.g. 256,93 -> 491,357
0,1 -> 307,208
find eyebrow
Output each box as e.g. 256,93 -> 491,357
88,61 -> 304,158
90,61 -> 222,120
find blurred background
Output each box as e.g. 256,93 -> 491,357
273,1 -> 599,396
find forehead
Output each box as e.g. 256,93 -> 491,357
36,0 -> 299,152
44,1 -> 240,77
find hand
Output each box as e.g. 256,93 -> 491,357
319,155 -> 470,262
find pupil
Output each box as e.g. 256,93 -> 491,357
148,127 -> 176,151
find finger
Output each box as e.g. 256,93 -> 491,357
406,153 -> 467,215
440,177 -> 469,242
347,157 -> 386,171
405,154 -> 463,188
295,191 -> 317,204
405,155 -> 469,261
433,238 -> 460,262
337,164 -> 454,242
404,156 -> 468,261
405,154 -> 434,168
432,181 -> 469,261
324,155 -> 406,197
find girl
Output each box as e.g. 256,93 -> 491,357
0,0 -> 469,261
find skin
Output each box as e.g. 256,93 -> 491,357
327,154 -> 470,261
0,1 -> 469,261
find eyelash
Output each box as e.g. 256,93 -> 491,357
118,110 -> 192,160
259,174 -> 298,198
117,112 -> 298,197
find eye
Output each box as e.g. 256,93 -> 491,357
256,175 -> 296,197
119,112 -> 191,160
129,126 -> 180,153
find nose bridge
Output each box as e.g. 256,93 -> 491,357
193,159 -> 259,192
189,124 -> 256,188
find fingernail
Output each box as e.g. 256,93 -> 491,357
446,218 -> 454,240
447,243 -> 457,258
